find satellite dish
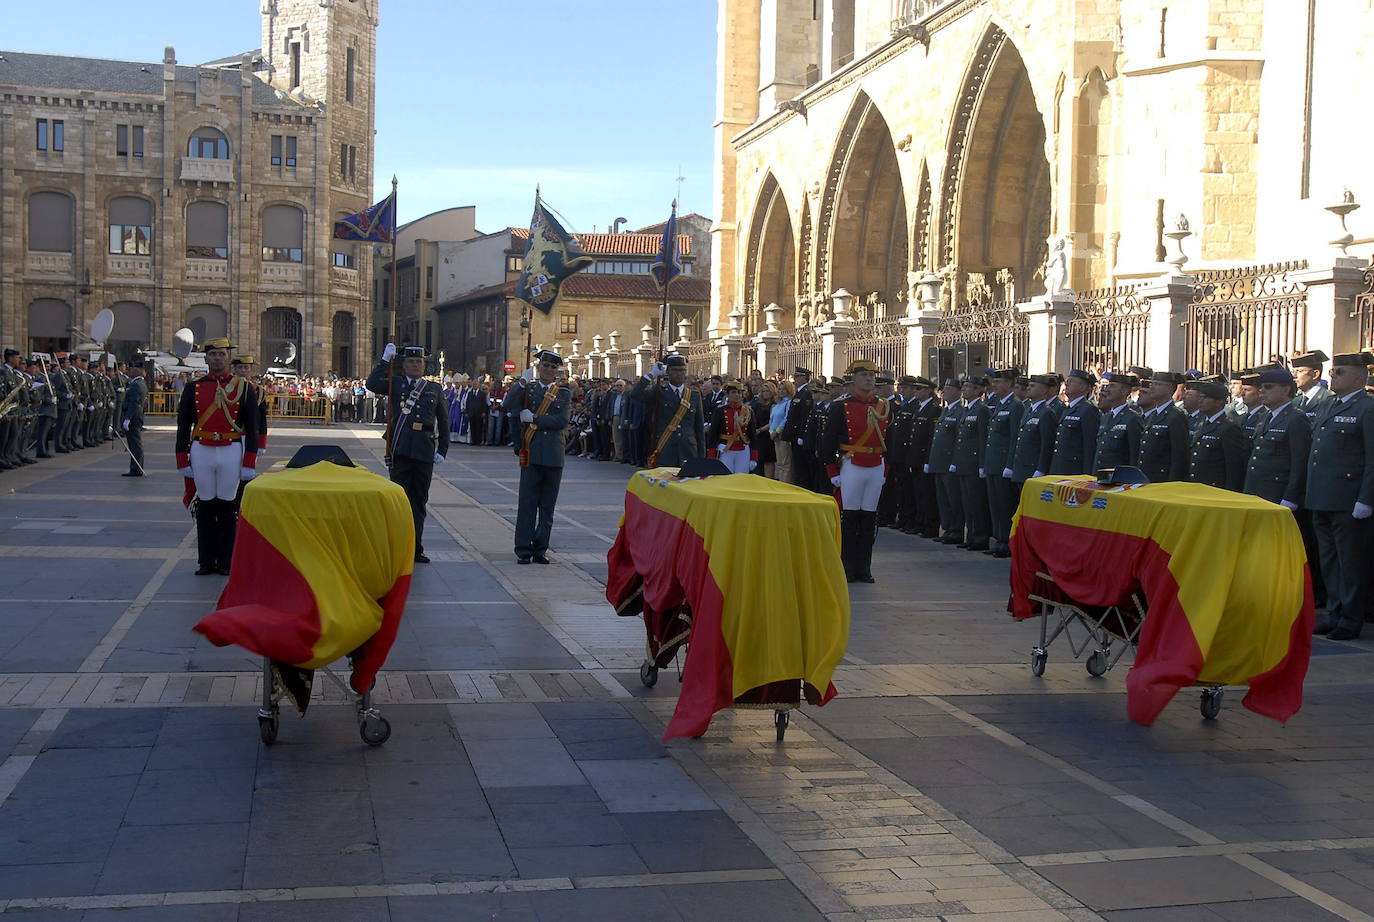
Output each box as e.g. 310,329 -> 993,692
90,308 -> 115,343
273,342 -> 298,366
171,328 -> 196,360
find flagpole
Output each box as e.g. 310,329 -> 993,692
658,199 -> 676,359
526,186 -> 539,372
383,175 -> 398,463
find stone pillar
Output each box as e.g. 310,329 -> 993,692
634,344 -> 654,377
818,319 -> 851,379
1137,276 -> 1196,373
1019,296 -> 1076,373
1295,258 -> 1370,355
755,331 -> 780,376
718,335 -> 746,378
900,310 -> 944,381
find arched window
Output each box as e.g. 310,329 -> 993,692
107,301 -> 151,363
262,204 -> 304,263
331,211 -> 357,268
186,304 -> 228,344
186,201 -> 229,259
28,191 -> 73,252
27,298 -> 72,354
187,126 -> 229,160
262,307 -> 303,370
108,196 -> 153,255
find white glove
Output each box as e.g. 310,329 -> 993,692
829,475 -> 842,487
257,448 -> 267,456
1354,502 -> 1373,520
1002,467 -> 1013,479
122,419 -> 130,431
520,409 -> 534,423
177,466 -> 193,478
748,460 -> 757,472
1280,500 -> 1299,510
978,468 -> 986,479
796,438 -> 804,447
949,465 -> 957,473
717,443 -> 727,455
922,464 -> 930,474
382,343 -> 396,362
1033,470 -> 1045,479
648,362 -> 665,378
239,467 -> 256,482
433,452 -> 445,464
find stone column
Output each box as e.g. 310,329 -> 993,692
818,319 -> 851,379
900,310 -> 944,381
1019,296 -> 1076,373
754,304 -> 782,375
1295,258 -> 1371,355
634,344 -> 654,377
718,335 -> 746,378
1138,276 -> 1196,373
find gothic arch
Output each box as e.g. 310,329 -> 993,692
817,92 -> 908,313
743,174 -> 797,322
940,25 -> 1052,302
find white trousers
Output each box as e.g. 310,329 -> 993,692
839,458 -> 885,511
721,447 -> 751,475
190,441 -> 244,501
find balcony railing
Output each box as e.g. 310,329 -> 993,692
107,254 -> 152,280
261,262 -> 304,287
179,157 -> 235,184
185,258 -> 229,283
25,251 -> 74,277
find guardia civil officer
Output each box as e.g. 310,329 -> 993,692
1242,368 -> 1308,508
366,344 -> 450,563
983,369 -> 1023,559
928,379 -> 965,544
0,350 -> 25,470
32,356 -> 57,458
1292,349 -> 1334,422
1050,370 -> 1101,475
781,367 -> 816,488
628,354 -> 704,468
882,377 -> 918,529
1094,372 -> 1143,472
1007,374 -> 1059,484
950,374 -> 990,551
1188,380 -> 1247,491
1306,353 -> 1374,640
119,355 -> 148,477
903,376 -> 940,537
1137,371 -> 1190,482
503,350 -> 571,565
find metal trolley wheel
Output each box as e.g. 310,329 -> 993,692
639,661 -> 659,688
1030,647 -> 1048,677
1200,687 -> 1224,720
359,709 -> 391,746
258,659 -> 281,746
1085,650 -> 1109,677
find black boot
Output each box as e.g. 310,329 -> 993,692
194,500 -> 218,575
839,510 -> 858,583
855,512 -> 877,583
218,500 -> 239,575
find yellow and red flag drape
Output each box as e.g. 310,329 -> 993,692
1010,476 -> 1313,725
195,463 -> 414,693
606,470 -> 850,740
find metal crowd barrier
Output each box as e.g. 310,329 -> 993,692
145,390 -> 329,423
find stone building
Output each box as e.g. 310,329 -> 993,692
710,0 -> 1374,381
0,0 -> 379,375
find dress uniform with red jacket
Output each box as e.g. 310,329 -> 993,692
174,339 -> 260,575
820,360 -> 890,583
705,383 -> 757,475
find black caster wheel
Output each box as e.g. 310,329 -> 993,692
1086,650 -> 1108,677
1030,649 -> 1047,677
774,709 -> 789,742
258,715 -> 278,746
1200,688 -> 1223,720
639,661 -> 659,688
360,714 -> 392,746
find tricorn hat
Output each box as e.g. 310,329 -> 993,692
534,349 -> 564,366
1067,369 -> 1098,386
1290,349 -> 1329,369
662,354 -> 687,368
201,337 -> 234,352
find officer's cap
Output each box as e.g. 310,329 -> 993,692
1259,368 -> 1295,385
1128,365 -> 1154,381
793,366 -> 813,377
846,359 -> 879,375
1028,373 -> 1060,387
1195,381 -> 1228,399
531,349 -> 561,366
662,354 -> 687,368
1239,373 -> 1261,387
1183,369 -> 1204,380
1151,371 -> 1185,386
941,377 -> 962,389
1290,350 -> 1329,369
991,367 -> 1021,381
1015,376 -> 1031,387
401,345 -> 428,359
201,337 -> 234,352
1067,369 -> 1097,386
963,375 -> 988,387
1332,352 -> 1374,367
1101,371 -> 1139,388
829,376 -> 846,386
875,375 -> 894,386
1097,465 -> 1150,486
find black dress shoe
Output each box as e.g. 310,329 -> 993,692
532,555 -> 550,565
121,472 -> 143,477
516,556 -> 532,565
414,552 -> 430,563
195,565 -> 218,576
217,566 -> 232,576
20,458 -> 35,465
991,548 -> 1011,559
1314,618 -> 1334,635
1327,626 -> 1362,641
965,542 -> 990,552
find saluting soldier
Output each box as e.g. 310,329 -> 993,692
1137,371 -> 1190,482
821,359 -> 890,583
781,367 -> 816,489
1007,374 -> 1059,484
1292,349 -> 1334,423
1094,372 -> 1143,472
175,338 -> 261,575
503,350 -> 572,565
1188,380 -> 1248,491
951,374 -> 990,551
366,344 -> 450,563
928,379 -> 965,544
1306,353 -> 1374,640
881,377 -> 918,529
120,356 -> 149,477
705,380 -> 757,474
1050,369 -> 1101,475
1243,367 -> 1309,508
628,354 -> 705,469
983,369 -> 1023,559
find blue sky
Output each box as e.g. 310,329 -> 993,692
6,0 -> 718,233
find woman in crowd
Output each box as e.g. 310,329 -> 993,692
751,379 -> 779,478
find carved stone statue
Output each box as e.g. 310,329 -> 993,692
907,271 -> 923,305
1044,235 -> 1071,297
813,292 -> 832,324
966,272 -> 993,306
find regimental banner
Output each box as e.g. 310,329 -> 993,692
515,199 -> 595,315
1010,475 -> 1314,725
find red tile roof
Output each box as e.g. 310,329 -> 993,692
508,227 -> 691,256
562,274 -> 710,302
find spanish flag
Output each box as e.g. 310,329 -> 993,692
1010,477 -> 1313,725
194,463 -> 414,695
606,470 -> 850,740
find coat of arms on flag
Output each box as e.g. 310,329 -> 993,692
334,191 -> 397,242
516,196 -> 595,314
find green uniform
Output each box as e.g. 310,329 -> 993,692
1188,412 -> 1247,491
628,375 -> 705,469
1242,403 -> 1308,506
1138,404 -> 1190,482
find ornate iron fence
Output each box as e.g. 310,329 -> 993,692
681,338 -> 718,379
843,316 -> 908,378
738,346 -> 759,379
609,353 -> 638,381
1068,285 -> 1150,373
932,301 -> 1030,369
776,327 -> 823,377
1355,264 -> 1374,349
1186,260 -> 1308,377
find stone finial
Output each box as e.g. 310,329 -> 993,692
164,46 -> 176,64
640,323 -> 653,344
1165,214 -> 1192,271
592,334 -> 603,353
1326,187 -> 1361,256
728,308 -> 744,335
831,288 -> 853,322
676,317 -> 693,345
764,303 -> 781,333
570,339 -> 581,357
608,330 -> 621,350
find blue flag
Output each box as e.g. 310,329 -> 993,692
517,198 -> 595,315
651,201 -> 683,292
333,192 -> 396,242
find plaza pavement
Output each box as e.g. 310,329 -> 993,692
0,421 -> 1371,921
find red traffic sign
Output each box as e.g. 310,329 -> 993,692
503,360 -> 517,373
